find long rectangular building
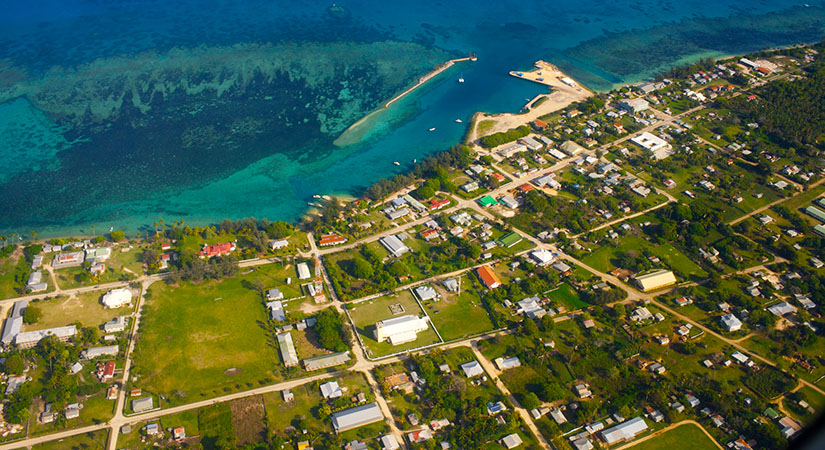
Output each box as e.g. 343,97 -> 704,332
1,300 -> 28,345
805,206 -> 825,223
277,332 -> 299,367
331,403 -> 384,433
303,351 -> 351,371
14,325 -> 77,349
634,270 -> 676,292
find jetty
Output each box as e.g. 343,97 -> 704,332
384,55 -> 476,108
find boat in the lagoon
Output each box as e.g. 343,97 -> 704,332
393,161 -> 400,166
458,77 -> 465,83
429,127 -> 436,132
455,118 -> 462,123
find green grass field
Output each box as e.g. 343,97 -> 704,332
422,276 -> 496,341
546,283 -> 587,311
130,274 -> 283,406
27,290 -> 132,331
582,235 -> 706,280
32,430 -> 109,450
631,423 -> 718,450
347,291 -> 441,358
0,251 -> 31,299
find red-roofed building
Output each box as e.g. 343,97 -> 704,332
420,229 -> 439,241
532,119 -> 547,130
429,199 -> 450,210
517,183 -> 535,194
97,361 -> 116,381
477,265 -> 502,289
490,172 -> 505,182
199,242 -> 235,258
757,67 -> 771,75
319,233 -> 348,246
160,243 -> 172,251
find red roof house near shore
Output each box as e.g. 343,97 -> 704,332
429,198 -> 450,210
319,233 -> 348,246
199,242 -> 236,258
532,119 -> 547,130
477,265 -> 502,289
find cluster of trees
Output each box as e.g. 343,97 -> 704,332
314,308 -> 350,352
478,125 -> 530,149
363,145 -> 473,201
165,254 -> 239,283
723,60 -> 825,147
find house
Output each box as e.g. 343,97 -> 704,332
52,251 -> 85,268
686,394 -> 700,408
374,315 -> 429,345
517,297 -> 546,319
551,261 -> 571,274
619,98 -> 649,113
320,381 -> 343,399
97,361 -> 116,381
720,314 -> 743,332
5,375 -> 27,395
282,389 -> 294,402
380,434 -> 400,450
530,249 -> 555,266
654,335 -> 670,345
549,408 -> 567,424
630,307 -> 653,322
499,195 -> 520,209
199,242 -> 235,258
85,247 -> 112,262
600,417 -> 648,444
477,266 -> 502,289
379,235 -> 410,258
500,433 -> 523,449
102,288 -> 132,309
319,234 -> 347,247
82,345 -> 119,359
345,441 -> 368,450
487,401 -> 507,415
630,132 -> 672,159
572,437 -> 594,450
386,208 -> 411,220
132,397 -> 154,413
767,302 -> 796,317
101,316 -> 127,334
408,429 -> 433,443
277,332 -> 299,367
634,270 -> 677,292
266,288 -> 284,301
560,140 -> 585,156
414,285 -> 439,302
269,239 -> 289,250
494,357 -> 522,371
575,383 -> 593,398
303,351 -> 351,371
65,406 -> 80,420
144,422 -> 160,435
443,278 -> 459,292
297,262 -> 311,280
429,198 -> 450,210
648,362 -> 666,374
267,301 -> 286,321
461,360 -> 484,378
172,427 -> 186,441
384,373 -> 412,391
331,403 -> 384,433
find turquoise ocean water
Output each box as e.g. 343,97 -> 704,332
1,0 -> 825,237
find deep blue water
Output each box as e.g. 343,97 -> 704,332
1,0 -> 824,236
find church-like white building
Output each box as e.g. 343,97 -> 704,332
374,315 -> 429,345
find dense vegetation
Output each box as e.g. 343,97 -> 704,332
314,308 -> 350,352
724,61 -> 825,148
362,145 -> 474,201
478,125 -> 530,149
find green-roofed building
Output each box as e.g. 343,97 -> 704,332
816,197 -> 825,209
805,206 -> 825,223
764,407 -> 780,420
815,224 -> 825,238
498,232 -> 523,248
478,196 -> 498,207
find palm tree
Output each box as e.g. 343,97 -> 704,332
91,225 -> 96,239
30,231 -> 37,243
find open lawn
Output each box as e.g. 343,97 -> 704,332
117,409 -> 201,449
348,291 -> 441,358
32,430 -> 109,450
27,290 -> 134,331
130,274 -> 283,407
629,422 -> 719,450
546,283 -> 587,311
582,235 -> 707,281
421,276 -> 496,341
0,251 -> 30,299
29,393 -> 115,437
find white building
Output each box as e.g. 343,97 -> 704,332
374,315 -> 429,345
720,314 -> 743,332
461,360 -> 484,378
619,98 -> 650,113
380,235 -> 410,258
101,288 -> 132,309
634,270 -> 677,292
81,345 -> 119,359
297,262 -> 311,280
600,417 -> 648,444
530,249 -> 555,266
630,132 -> 672,160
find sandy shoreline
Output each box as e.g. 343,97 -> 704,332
467,61 -> 593,142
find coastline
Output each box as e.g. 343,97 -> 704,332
333,55 -> 475,147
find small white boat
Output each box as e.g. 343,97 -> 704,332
455,118 -> 462,123
413,159 -> 417,163
458,78 -> 465,83
393,161 -> 400,166
312,194 -> 321,199
429,127 -> 436,132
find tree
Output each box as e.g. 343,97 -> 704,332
348,256 -> 374,279
23,305 -> 42,325
521,392 -> 541,410
387,260 -> 409,277
109,230 -> 126,241
4,354 -> 25,374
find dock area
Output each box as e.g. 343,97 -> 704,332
384,55 -> 476,108
509,60 -> 580,89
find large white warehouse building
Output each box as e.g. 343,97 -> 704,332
374,315 -> 429,345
